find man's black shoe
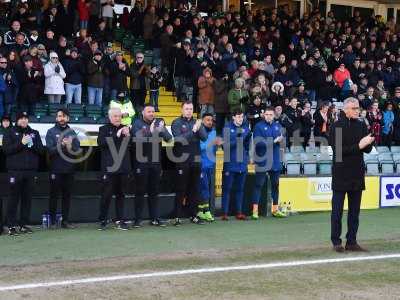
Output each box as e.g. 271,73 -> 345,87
8,227 -> 18,236
116,221 -> 129,231
150,219 -> 167,227
132,220 -> 142,228
345,243 -> 368,252
190,216 -> 205,225
333,244 -> 345,253
98,220 -> 107,231
19,225 -> 33,234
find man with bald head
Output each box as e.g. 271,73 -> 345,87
329,98 -> 375,253
132,104 -> 172,227
97,108 -> 132,231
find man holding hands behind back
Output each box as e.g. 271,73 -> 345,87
329,97 -> 375,253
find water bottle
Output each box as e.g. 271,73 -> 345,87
56,213 -> 62,228
27,135 -> 33,148
281,202 -> 288,215
42,214 -> 48,229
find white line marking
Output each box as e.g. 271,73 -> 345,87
1,253 -> 399,292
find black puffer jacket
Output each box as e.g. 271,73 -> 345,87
2,125 -> 44,171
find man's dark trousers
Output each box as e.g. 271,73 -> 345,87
331,190 -> 362,246
49,173 -> 74,224
7,171 -> 34,227
134,165 -> 162,221
99,173 -> 127,222
174,163 -> 201,218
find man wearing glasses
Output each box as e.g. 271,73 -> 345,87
130,52 -> 149,111
329,97 -> 375,253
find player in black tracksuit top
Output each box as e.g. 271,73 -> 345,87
171,101 -> 207,226
97,108 -> 132,231
45,108 -> 80,228
132,104 -> 172,227
2,112 -> 44,235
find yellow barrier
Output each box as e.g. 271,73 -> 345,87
279,176 -> 380,211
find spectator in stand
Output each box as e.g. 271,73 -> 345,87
8,33 -> 29,56
333,63 -> 351,89
93,20 -> 113,50
148,65 -> 162,112
37,44 -> 48,65
101,0 -> 115,29
56,0 -> 75,38
86,50 -> 105,106
285,97 -> 302,146
16,55 -> 42,115
246,94 -> 266,131
4,20 -> 30,48
63,48 -> 85,104
367,101 -> 383,144
142,5 -> 157,50
108,51 -> 129,100
382,102 -> 394,148
42,5 -> 58,32
130,52 -> 149,111
198,67 -> 215,117
300,101 -> 313,148
77,0 -> 90,30
44,52 -> 66,104
213,74 -> 230,136
228,78 -> 249,113
43,28 -> 57,52
313,102 -> 330,147
0,58 -> 18,116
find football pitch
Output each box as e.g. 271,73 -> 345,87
0,208 -> 399,300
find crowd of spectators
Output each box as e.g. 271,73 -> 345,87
0,1 -> 400,147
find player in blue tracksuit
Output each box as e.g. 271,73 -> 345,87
199,113 -> 222,222
251,106 -> 285,219
221,110 -> 252,220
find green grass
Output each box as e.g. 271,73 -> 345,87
1,208 -> 399,267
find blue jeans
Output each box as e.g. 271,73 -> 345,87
199,168 -> 215,213
152,48 -> 161,67
80,20 -> 88,29
110,89 -> 118,100
88,86 -> 103,106
65,83 -> 82,104
150,90 -> 159,109
174,76 -> 186,101
252,170 -> 280,206
221,170 -> 247,215
306,89 -> 316,102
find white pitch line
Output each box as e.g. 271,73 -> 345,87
1,253 -> 400,292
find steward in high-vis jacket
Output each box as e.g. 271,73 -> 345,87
46,108 -> 81,228
97,107 -> 132,231
132,104 -> 172,228
2,111 -> 44,235
171,101 -> 207,226
109,91 -> 135,126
